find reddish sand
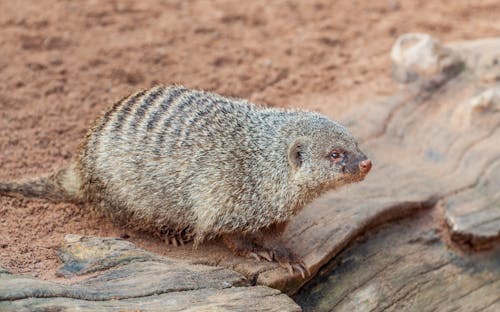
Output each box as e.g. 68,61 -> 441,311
1,0 -> 500,280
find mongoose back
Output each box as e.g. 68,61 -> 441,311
1,85 -> 372,276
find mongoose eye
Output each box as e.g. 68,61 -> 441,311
329,151 -> 345,161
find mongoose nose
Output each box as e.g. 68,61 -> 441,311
359,159 -> 372,174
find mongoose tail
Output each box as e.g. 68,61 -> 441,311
0,163 -> 82,203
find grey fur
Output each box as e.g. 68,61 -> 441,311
1,85 -> 370,252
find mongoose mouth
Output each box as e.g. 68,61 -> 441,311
340,159 -> 372,184
341,173 -> 367,184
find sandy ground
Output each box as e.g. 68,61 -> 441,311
1,0 -> 500,280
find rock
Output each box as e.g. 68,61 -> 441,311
390,33 -> 463,85
0,236 -> 300,312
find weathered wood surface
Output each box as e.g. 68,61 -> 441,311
0,235 -> 301,312
295,210 -> 500,311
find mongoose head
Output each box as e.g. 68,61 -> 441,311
288,115 -> 371,193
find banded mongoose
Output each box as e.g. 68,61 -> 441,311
0,85 -> 372,276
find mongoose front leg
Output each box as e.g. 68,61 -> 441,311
222,224 -> 308,278
222,233 -> 270,262
254,223 -> 308,278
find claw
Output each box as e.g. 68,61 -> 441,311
293,264 -> 307,279
258,251 -> 273,262
163,230 -> 173,245
249,252 -> 261,261
183,232 -> 194,243
269,250 -> 276,260
171,237 -> 178,247
305,266 -> 311,276
283,262 -> 293,275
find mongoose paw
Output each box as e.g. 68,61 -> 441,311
253,246 -> 309,278
222,234 -> 309,278
273,251 -> 309,278
162,228 -> 194,247
277,259 -> 311,278
247,248 -> 274,262
279,261 -> 308,279
222,235 -> 277,263
165,235 -> 183,247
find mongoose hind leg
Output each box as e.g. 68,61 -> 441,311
162,227 -> 194,247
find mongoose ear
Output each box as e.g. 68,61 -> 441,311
288,137 -> 308,170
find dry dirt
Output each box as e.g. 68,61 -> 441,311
1,0 -> 500,281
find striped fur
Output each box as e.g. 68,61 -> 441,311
1,85 -> 369,249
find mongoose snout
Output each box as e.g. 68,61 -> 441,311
0,85 -> 371,277
337,151 -> 371,183
359,159 -> 372,174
